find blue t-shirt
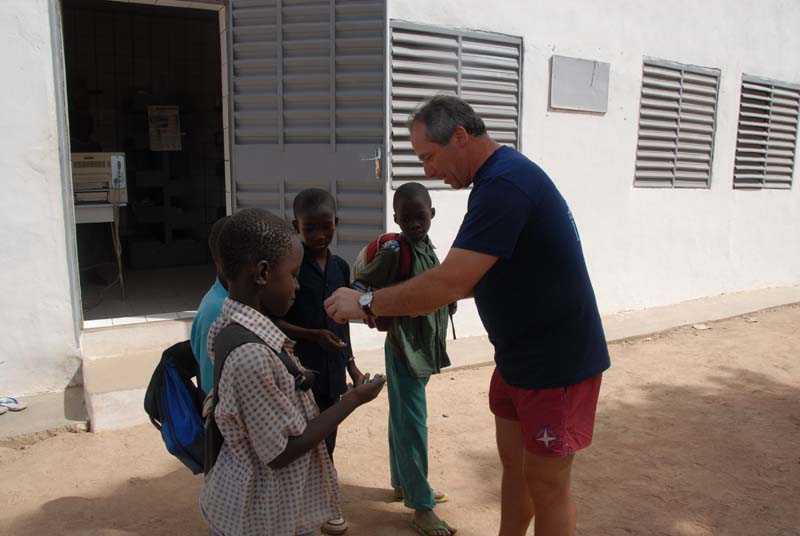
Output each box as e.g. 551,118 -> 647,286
281,248 -> 353,399
453,146 -> 610,389
190,278 -> 228,395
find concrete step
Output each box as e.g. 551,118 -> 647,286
80,286 -> 800,433
80,312 -> 488,432
0,386 -> 88,442
82,318 -> 192,432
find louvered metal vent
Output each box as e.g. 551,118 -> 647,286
230,0 -> 384,145
228,0 -> 386,265
634,59 -> 720,188
390,22 -> 522,185
733,77 -> 800,189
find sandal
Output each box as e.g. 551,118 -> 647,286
412,520 -> 457,536
0,397 -> 27,412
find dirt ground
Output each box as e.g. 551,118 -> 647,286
1,304 -> 799,536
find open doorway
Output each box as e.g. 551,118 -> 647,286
61,0 -> 228,325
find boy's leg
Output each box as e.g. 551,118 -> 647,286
385,343 -> 435,510
314,392 -> 339,459
387,346 -> 401,491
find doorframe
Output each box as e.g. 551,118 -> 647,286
50,0 -> 83,347
54,0 -> 233,335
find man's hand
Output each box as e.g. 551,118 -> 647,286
342,373 -> 386,405
311,329 -> 347,353
324,287 -> 367,324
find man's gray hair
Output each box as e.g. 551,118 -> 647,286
408,94 -> 487,145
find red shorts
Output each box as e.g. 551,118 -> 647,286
489,368 -> 602,458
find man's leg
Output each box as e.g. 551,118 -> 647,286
495,416 -> 534,536
524,451 -> 575,536
514,373 -> 602,536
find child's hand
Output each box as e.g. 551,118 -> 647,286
312,329 -> 348,352
343,373 -> 386,405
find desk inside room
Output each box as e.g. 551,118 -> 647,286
74,202 -> 126,301
72,153 -> 128,301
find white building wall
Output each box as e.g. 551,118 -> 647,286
0,0 -> 81,396
2,0 -> 799,395
387,0 -> 800,321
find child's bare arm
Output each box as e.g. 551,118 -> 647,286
272,318 -> 347,353
346,358 -> 364,384
268,375 -> 385,468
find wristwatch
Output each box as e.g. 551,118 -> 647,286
358,291 -> 377,318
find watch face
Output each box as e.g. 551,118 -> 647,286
358,292 -> 372,306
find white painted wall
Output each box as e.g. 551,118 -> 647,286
3,0 -> 799,395
387,0 -> 800,322
0,0 -> 81,396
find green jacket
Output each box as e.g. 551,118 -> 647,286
354,235 -> 450,378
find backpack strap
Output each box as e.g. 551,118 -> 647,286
204,322 -> 316,474
212,323 -> 264,408
394,234 -> 413,280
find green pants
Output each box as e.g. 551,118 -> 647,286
386,342 -> 435,511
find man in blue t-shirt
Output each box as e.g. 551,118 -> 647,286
325,95 -> 610,536
190,216 -> 230,396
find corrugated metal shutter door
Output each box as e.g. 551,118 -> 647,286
733,77 -> 800,189
634,59 -> 719,188
228,0 -> 386,264
390,22 -> 522,185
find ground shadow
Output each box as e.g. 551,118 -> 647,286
4,468 -> 206,536
466,365 -> 800,535
5,345 -> 799,535
4,472 -> 413,536
580,366 -> 800,535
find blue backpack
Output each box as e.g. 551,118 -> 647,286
144,326 -> 314,475
144,341 -> 206,474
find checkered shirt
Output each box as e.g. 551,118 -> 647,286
200,298 -> 340,536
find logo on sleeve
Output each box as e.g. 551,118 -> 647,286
381,240 -> 400,252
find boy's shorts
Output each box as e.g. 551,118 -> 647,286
489,368 -> 602,458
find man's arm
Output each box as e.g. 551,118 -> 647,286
325,248 -> 497,323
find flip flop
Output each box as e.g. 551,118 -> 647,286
0,397 -> 27,412
394,488 -> 449,503
321,516 -> 349,535
412,520 -> 457,536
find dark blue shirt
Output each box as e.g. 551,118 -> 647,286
282,248 -> 352,398
453,146 -> 610,389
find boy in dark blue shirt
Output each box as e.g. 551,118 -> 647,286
276,188 -> 364,457
274,188 -> 363,536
